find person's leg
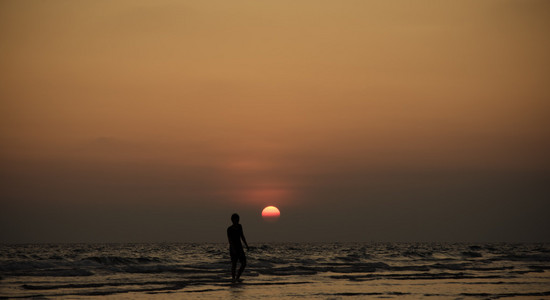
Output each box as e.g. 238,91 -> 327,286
230,248 -> 238,281
236,255 -> 246,281
231,259 -> 237,281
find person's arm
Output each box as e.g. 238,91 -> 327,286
240,226 -> 249,250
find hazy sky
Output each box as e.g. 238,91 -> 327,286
1,0 -> 549,243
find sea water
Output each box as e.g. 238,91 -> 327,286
1,243 -> 549,299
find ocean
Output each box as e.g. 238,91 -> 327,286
1,242 -> 549,299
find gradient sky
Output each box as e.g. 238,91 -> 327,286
1,0 -> 549,243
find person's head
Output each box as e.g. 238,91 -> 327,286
231,213 -> 240,225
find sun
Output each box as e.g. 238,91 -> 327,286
261,206 -> 280,221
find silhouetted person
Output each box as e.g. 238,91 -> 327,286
227,213 -> 249,283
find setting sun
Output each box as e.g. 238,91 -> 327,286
261,206 -> 281,220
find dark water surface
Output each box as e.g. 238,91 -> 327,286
1,243 -> 549,299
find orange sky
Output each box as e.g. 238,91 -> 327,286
1,1 -> 549,242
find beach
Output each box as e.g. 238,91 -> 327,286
1,242 -> 549,299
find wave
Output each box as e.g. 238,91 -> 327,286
460,291 -> 550,299
81,256 -> 162,265
330,272 -> 506,281
2,253 -> 546,277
